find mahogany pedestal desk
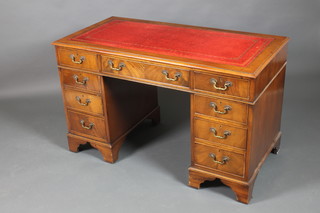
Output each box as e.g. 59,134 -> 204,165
52,17 -> 289,204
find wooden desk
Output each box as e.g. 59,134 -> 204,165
52,17 -> 289,204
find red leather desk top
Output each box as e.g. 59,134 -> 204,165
72,19 -> 273,67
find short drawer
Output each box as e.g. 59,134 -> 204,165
194,118 -> 247,149
101,56 -> 190,88
57,47 -> 100,72
67,110 -> 107,140
193,142 -> 245,177
194,95 -> 248,125
64,89 -> 103,115
60,69 -> 101,92
194,73 -> 250,99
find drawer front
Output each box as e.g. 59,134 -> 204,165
194,119 -> 247,149
67,110 -> 107,140
64,90 -> 103,115
193,142 -> 245,177
194,95 -> 248,124
101,56 -> 190,88
61,69 -> 101,92
194,73 -> 250,99
57,47 -> 99,71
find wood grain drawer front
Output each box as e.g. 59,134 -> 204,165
194,73 -> 250,99
61,69 -> 101,92
194,142 -> 245,177
194,119 -> 247,149
64,90 -> 103,115
67,110 -> 107,140
194,95 -> 248,125
57,47 -> 99,72
102,56 -> 190,88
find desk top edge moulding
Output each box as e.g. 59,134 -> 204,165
52,16 -> 289,204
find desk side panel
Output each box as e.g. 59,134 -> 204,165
102,77 -> 159,142
247,67 -> 286,179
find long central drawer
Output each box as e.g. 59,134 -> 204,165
101,55 -> 190,88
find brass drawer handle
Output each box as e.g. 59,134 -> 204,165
108,59 -> 126,71
209,102 -> 232,114
75,96 -> 91,106
70,54 -> 85,64
162,70 -> 182,81
80,120 -> 94,130
210,78 -> 232,91
73,74 -> 88,85
210,128 -> 231,139
209,153 -> 229,165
